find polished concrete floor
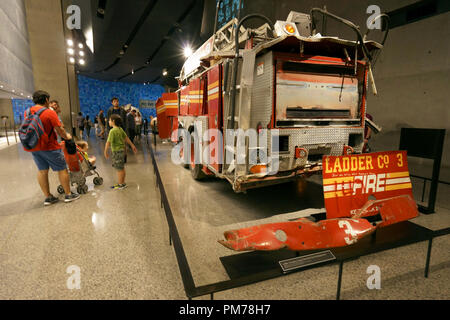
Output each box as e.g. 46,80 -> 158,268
0,134 -> 449,300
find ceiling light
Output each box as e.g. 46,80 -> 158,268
162,69 -> 168,76
67,39 -> 74,46
79,59 -> 85,65
131,69 -> 134,75
78,43 -> 84,49
184,46 -> 193,58
0,85 -> 3,88
12,89 -> 15,93
79,51 -> 85,57
69,57 -> 75,64
67,48 -> 75,55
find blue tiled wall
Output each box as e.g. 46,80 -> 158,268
12,99 -> 34,124
11,76 -> 165,124
77,75 -> 165,121
217,0 -> 243,29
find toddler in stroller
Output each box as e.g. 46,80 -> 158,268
57,139 -> 103,195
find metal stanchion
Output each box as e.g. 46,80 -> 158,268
4,123 -> 9,146
11,120 -> 17,143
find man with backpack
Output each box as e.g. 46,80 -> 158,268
20,90 -> 80,206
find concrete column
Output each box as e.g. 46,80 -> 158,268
24,0 -> 76,130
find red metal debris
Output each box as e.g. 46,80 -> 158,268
219,151 -> 419,252
219,218 -> 375,251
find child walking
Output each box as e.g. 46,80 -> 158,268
104,114 -> 137,189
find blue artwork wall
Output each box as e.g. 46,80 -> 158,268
11,76 -> 165,124
12,99 -> 34,124
77,75 -> 165,121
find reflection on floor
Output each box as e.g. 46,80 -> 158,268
0,134 -> 448,300
0,133 -> 19,150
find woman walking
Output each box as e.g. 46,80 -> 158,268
135,111 -> 143,142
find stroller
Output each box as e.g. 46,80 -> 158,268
57,140 -> 103,195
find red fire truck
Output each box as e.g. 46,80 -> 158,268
169,7 -> 388,193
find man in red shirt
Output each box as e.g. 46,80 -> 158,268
26,91 -> 80,205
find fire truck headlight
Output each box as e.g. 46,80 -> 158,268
283,23 -> 296,35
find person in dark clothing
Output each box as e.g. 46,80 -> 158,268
106,97 -> 127,134
85,115 -> 92,138
143,118 -> 148,136
126,109 -> 136,143
76,112 -> 85,139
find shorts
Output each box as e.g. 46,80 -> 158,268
112,150 -> 125,170
31,149 -> 67,172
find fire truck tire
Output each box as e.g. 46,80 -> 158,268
189,130 -> 205,180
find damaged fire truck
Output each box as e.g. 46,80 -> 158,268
170,7 -> 388,193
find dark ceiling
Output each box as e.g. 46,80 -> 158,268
71,0 -> 207,88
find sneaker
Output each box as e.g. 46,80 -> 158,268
44,195 -> 59,206
64,193 -> 80,203
112,184 -> 127,190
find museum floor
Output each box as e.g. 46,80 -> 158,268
0,134 -> 449,300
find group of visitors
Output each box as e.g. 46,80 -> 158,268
76,97 -> 149,144
21,91 -> 139,207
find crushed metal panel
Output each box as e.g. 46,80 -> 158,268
219,217 -> 376,251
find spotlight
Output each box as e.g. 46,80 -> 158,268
184,46 -> 193,58
69,57 -> 75,64
131,69 -> 134,75
162,69 -> 168,76
79,59 -> 85,65
0,85 -> 3,88
67,48 -> 75,55
67,39 -> 74,46
78,43 -> 84,49
79,51 -> 85,57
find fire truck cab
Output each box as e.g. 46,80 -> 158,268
171,8 -> 388,193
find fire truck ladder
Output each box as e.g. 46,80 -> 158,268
222,15 -> 275,178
